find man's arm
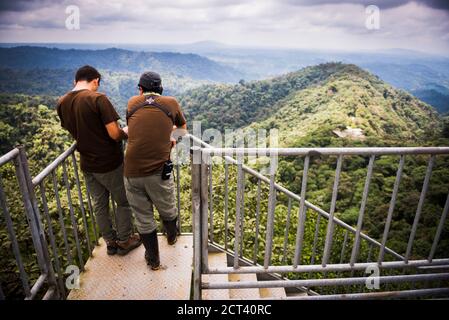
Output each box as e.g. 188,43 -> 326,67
105,121 -> 127,141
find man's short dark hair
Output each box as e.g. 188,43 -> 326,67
75,65 -> 101,83
138,84 -> 163,95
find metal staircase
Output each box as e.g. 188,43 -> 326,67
1,135 -> 449,300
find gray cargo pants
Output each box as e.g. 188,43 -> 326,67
124,172 -> 177,234
83,164 -> 133,242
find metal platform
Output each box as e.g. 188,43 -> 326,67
68,235 -> 193,300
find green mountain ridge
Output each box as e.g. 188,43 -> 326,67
179,62 -> 351,130
250,64 -> 442,147
180,62 -> 443,146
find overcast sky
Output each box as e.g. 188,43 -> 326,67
0,0 -> 448,54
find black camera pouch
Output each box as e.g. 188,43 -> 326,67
161,160 -> 173,180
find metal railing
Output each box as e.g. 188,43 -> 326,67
190,136 -> 449,299
0,146 -> 60,299
0,141 -> 186,300
1,137 -> 449,300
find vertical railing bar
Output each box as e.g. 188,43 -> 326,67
83,173 -> 98,245
294,155 -> 310,267
51,170 -> 73,266
19,147 -> 59,297
322,155 -> 343,266
378,155 -> 405,264
0,284 -> 4,300
350,155 -> 375,266
405,155 -> 434,263
70,153 -> 92,256
264,157 -> 277,269
0,178 -> 31,298
234,157 -> 244,269
13,152 -> 47,275
38,182 -> 66,297
191,150 -> 201,300
200,154 -> 209,272
253,179 -> 261,264
310,214 -> 321,265
240,169 -> 245,258
224,161 -> 229,250
208,162 -> 214,244
175,143 -> 181,233
340,230 -> 349,264
428,192 -> 449,262
367,243 -> 373,263
282,198 -> 293,264
62,161 -> 84,270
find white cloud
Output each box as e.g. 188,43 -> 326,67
0,0 -> 448,54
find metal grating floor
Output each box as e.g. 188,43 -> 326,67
68,235 -> 193,300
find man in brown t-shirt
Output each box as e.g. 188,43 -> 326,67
57,65 -> 141,256
124,71 -> 187,270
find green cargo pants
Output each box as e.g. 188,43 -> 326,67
83,164 -> 133,242
124,172 -> 178,234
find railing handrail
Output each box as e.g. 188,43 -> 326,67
32,143 -> 77,187
187,134 -> 406,260
200,146 -> 449,156
188,134 -> 449,299
0,148 -> 19,167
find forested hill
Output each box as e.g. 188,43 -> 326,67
0,46 -> 243,82
179,62 -> 445,145
0,94 -> 70,169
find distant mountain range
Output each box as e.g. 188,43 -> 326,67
0,46 -> 244,113
0,46 -> 243,83
0,45 -> 448,116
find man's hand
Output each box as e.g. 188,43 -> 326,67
171,123 -> 187,148
123,126 -> 129,135
105,121 -> 127,141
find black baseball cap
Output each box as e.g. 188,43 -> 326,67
138,71 -> 162,89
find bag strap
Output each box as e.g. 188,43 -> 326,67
126,95 -> 175,124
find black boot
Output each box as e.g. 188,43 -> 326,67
163,217 -> 178,245
139,231 -> 160,270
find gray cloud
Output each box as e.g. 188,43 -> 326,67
0,0 -> 61,12
0,0 -> 448,54
283,0 -> 449,10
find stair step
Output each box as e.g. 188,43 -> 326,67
229,273 -> 260,299
286,291 -> 309,297
202,252 -> 230,300
259,287 -> 287,299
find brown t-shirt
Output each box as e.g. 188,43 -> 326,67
124,94 -> 186,178
56,89 -> 123,173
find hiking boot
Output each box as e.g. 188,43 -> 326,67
163,217 -> 178,245
140,231 -> 160,270
105,238 -> 118,256
116,233 -> 142,256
